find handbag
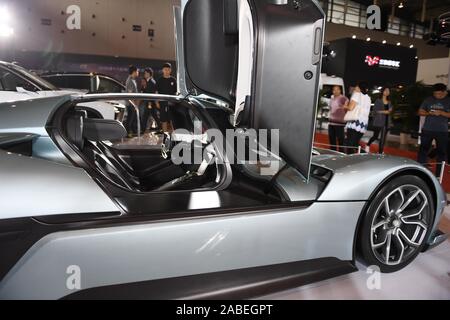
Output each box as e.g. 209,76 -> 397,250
344,92 -> 362,122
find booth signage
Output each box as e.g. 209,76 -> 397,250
365,55 -> 401,69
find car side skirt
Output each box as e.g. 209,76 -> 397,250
63,257 -> 356,300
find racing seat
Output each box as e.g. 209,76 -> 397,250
66,110 -> 87,150
65,111 -> 141,191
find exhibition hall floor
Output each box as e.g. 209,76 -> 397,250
260,208 -> 450,300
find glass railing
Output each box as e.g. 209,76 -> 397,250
318,0 -> 429,40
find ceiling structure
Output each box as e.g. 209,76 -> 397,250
356,0 -> 450,24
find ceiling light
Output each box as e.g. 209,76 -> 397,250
352,35 -> 357,39
0,6 -> 14,38
0,6 -> 11,21
366,37 -> 371,42
397,42 -> 401,46
0,24 -> 13,37
382,40 -> 387,44
398,2 -> 404,9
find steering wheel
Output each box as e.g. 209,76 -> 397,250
155,143 -> 217,192
161,132 -> 176,159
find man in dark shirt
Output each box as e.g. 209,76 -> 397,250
124,65 -> 139,136
140,68 -> 160,132
418,83 -> 450,176
156,63 -> 177,132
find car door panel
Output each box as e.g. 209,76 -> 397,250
0,201 -> 362,299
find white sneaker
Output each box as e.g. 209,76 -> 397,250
365,146 -> 370,153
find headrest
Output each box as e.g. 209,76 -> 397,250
83,118 -> 127,142
66,110 -> 87,150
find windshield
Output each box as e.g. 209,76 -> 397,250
9,64 -> 58,91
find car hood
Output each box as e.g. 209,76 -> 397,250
179,0 -> 325,179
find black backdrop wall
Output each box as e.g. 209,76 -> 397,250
322,38 -> 418,90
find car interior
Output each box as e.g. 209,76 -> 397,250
62,101 -> 225,193
54,97 -> 286,209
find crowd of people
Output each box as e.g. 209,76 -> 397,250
327,81 -> 389,154
119,64 -> 450,178
327,82 -> 450,176
123,62 -> 177,137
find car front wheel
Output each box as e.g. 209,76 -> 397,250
359,175 -> 434,273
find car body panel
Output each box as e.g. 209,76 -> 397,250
0,150 -> 119,220
313,153 -> 447,240
315,154 -> 444,202
0,95 -> 70,137
32,136 -> 72,165
0,95 -> 71,164
0,132 -> 37,147
0,94 -> 119,164
0,201 -> 363,300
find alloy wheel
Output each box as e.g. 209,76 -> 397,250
370,185 -> 430,266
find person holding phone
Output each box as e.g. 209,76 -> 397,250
417,83 -> 450,176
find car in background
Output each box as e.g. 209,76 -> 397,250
41,72 -> 125,94
0,61 -> 60,101
0,61 -> 120,119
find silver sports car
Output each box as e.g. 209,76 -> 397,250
0,0 -> 448,300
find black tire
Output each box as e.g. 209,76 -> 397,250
358,175 -> 434,273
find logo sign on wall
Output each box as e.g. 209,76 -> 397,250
365,55 -> 401,69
